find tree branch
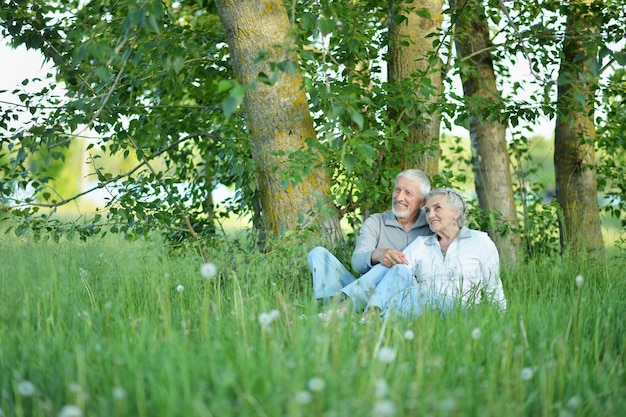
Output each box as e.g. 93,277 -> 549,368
10,131 -> 222,208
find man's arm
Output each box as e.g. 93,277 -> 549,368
351,215 -> 407,274
351,215 -> 380,274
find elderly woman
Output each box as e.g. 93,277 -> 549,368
363,188 -> 507,319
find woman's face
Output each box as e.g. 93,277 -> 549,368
424,194 -> 460,235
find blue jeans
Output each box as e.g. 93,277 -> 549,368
308,247 -> 392,312
342,264 -> 404,311
307,246 -> 356,300
366,265 -> 457,318
308,247 -> 455,316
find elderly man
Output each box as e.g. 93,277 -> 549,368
307,169 -> 433,311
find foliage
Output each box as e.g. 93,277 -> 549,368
597,68 -> 626,228
0,0 -> 625,252
1,0 -> 253,245
1,233 -> 625,416
509,133 -> 561,257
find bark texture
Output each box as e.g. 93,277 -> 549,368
387,0 -> 443,178
450,0 -> 520,264
554,1 -> 605,260
215,0 -> 342,242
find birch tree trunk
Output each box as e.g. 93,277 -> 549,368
387,0 -> 443,178
450,0 -> 520,264
214,0 -> 342,243
554,1 -> 605,260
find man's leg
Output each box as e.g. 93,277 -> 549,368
307,246 -> 355,300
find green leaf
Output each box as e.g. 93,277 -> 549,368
257,72 -> 278,85
614,52 -> 626,66
222,95 -> 241,119
217,79 -> 234,93
574,91 -> 586,106
416,8 -> 432,19
349,109 -> 364,130
148,14 -> 161,34
95,66 -> 111,81
172,56 -> 185,74
318,17 -> 336,36
254,50 -> 268,64
342,153 -> 357,174
356,143 -> 377,162
301,12 -> 317,30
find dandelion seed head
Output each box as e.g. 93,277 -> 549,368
567,395 -> 581,409
258,309 -> 280,329
439,397 -> 457,413
307,377 -> 326,392
113,386 -> 127,400
376,346 -> 397,364
176,284 -> 184,292
17,380 -> 36,397
269,309 -> 280,320
294,390 -> 312,404
374,378 -> 389,398
78,268 -> 88,278
200,262 -> 218,279
372,399 -> 396,417
58,404 -> 83,417
575,275 -> 584,288
404,330 -> 415,340
520,367 -> 534,381
471,328 -> 481,340
68,383 -> 82,393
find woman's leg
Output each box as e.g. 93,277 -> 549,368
385,287 -> 458,318
340,263 -> 392,311
363,265 -> 415,315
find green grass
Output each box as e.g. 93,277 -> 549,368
1,233 -> 624,417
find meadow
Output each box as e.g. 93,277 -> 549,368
1,232 -> 624,417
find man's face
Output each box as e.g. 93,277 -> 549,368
391,177 -> 423,219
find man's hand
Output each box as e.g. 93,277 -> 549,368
372,248 -> 408,268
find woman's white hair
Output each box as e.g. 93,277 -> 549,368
427,188 -> 467,227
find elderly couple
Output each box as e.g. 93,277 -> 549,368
307,169 -> 507,320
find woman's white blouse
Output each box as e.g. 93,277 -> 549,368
402,227 -> 507,310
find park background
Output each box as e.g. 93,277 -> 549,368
1,2 -> 625,417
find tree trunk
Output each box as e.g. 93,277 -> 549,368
554,1 -> 605,260
450,0 -> 520,265
387,0 -> 443,178
214,0 -> 342,243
